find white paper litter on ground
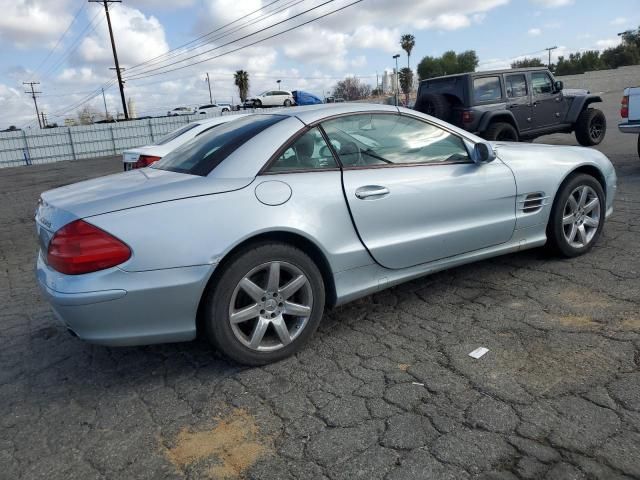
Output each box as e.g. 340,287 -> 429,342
468,347 -> 489,359
412,382 -> 424,386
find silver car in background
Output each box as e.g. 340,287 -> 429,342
122,115 -> 244,170
35,104 -> 617,365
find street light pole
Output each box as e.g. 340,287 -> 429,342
277,79 -> 281,90
393,54 -> 401,106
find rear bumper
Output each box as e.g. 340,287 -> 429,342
36,253 -> 214,346
618,122 -> 640,134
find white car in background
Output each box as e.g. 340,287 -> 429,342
122,115 -> 245,170
197,103 -> 232,114
245,90 -> 294,108
167,106 -> 196,116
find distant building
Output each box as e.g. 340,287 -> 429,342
64,118 -> 77,127
127,98 -> 137,119
382,70 -> 398,94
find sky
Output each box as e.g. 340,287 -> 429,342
0,0 -> 638,129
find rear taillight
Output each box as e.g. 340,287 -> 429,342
47,220 -> 131,275
134,155 -> 161,169
462,111 -> 474,124
621,96 -> 629,118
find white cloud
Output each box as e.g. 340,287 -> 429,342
530,0 -> 574,7
528,28 -> 542,36
77,4 -> 170,67
415,14 -> 471,31
0,0 -> 74,47
610,17 -> 627,26
595,37 -> 622,49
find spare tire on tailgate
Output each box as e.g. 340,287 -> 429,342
416,93 -> 451,121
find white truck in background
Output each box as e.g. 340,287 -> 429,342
620,87 -> 640,157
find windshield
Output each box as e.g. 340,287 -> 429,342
152,115 -> 285,176
154,123 -> 201,146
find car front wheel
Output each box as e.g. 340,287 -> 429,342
204,242 -> 325,365
546,173 -> 605,257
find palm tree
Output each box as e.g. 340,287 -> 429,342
400,34 -> 415,69
234,70 -> 250,103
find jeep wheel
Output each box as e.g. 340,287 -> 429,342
484,122 -> 519,142
575,108 -> 606,146
420,94 -> 451,121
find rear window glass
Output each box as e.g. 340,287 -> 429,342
505,74 -> 528,98
154,123 -> 200,145
152,115 -> 284,176
474,77 -> 502,102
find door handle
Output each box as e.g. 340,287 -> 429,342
355,185 -> 390,200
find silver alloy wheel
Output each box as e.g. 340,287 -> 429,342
229,261 -> 313,352
562,185 -> 601,248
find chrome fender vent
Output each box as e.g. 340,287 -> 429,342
519,192 -> 548,214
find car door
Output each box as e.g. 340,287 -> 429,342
531,71 -> 566,129
321,113 -> 517,269
265,91 -> 279,106
504,73 -> 533,133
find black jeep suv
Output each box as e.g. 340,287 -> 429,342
414,67 -> 606,145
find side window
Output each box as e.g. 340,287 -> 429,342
321,114 -> 470,167
505,74 -> 528,98
531,73 -> 553,95
473,76 -> 502,102
268,127 -> 338,172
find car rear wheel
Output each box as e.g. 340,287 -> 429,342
284,99 -> 292,107
484,122 -> 519,142
546,173 -> 605,257
204,242 -> 325,365
575,108 -> 606,146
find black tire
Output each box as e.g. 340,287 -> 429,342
484,122 -> 519,141
254,99 -> 262,108
203,242 -> 325,365
284,99 -> 292,107
418,93 -> 451,120
222,108 -> 230,113
546,173 -> 605,257
575,108 -> 606,146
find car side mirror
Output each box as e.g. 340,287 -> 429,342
472,142 -> 496,164
554,80 -> 564,93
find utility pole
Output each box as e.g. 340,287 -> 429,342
101,87 -> 109,119
40,112 -> 47,128
90,0 -> 128,119
23,81 -> 43,128
205,73 -> 214,104
545,46 -> 558,69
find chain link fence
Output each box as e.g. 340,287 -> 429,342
0,110 -> 247,169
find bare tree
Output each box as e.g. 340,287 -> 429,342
332,77 -> 372,101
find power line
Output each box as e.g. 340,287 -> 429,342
124,0 -> 288,74
125,0 -> 362,81
23,82 -> 43,129
29,2 -> 87,82
39,9 -> 104,81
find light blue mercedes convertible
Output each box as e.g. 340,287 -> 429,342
36,104 -> 617,364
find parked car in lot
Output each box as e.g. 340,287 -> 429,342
197,103 -> 231,114
35,104 -> 617,365
122,115 -> 244,170
244,90 -> 294,108
619,86 -> 640,157
167,106 -> 196,116
415,67 -> 607,145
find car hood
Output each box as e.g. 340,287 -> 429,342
563,88 -> 591,96
38,168 -> 253,231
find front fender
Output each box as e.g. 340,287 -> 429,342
565,94 -> 603,123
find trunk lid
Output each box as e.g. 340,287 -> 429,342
37,168 -> 252,233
